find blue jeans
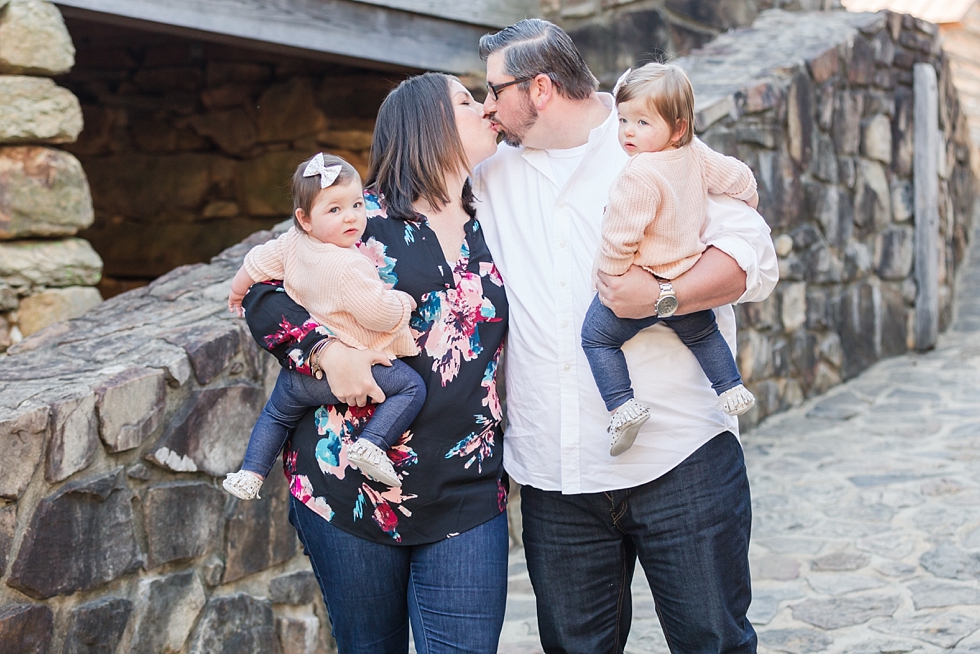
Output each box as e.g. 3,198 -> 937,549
289,497 -> 509,654
242,361 -> 426,477
521,432 -> 756,654
581,294 -> 743,411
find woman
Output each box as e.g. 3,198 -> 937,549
242,73 -> 508,653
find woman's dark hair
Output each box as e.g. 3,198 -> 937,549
366,72 -> 476,221
291,153 -> 360,232
479,19 -> 598,101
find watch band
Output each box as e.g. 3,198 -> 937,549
656,279 -> 678,318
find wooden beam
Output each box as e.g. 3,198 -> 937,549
53,0 -> 493,74
355,0 -> 539,28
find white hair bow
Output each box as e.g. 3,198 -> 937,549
303,153 -> 342,189
613,68 -> 632,96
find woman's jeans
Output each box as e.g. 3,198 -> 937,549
581,294 -> 743,412
521,432 -> 757,654
289,497 -> 509,654
242,361 -> 426,477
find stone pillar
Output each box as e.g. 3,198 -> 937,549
0,0 -> 101,352
913,62 -> 940,351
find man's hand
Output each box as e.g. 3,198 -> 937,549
746,190 -> 759,210
595,267 -> 659,319
596,247 -> 747,319
318,342 -> 392,407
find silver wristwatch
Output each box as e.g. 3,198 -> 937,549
655,280 -> 678,318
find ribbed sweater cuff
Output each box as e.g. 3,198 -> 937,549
396,293 -> 413,328
731,179 -> 758,202
594,255 -> 632,278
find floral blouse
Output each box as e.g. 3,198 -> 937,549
242,191 -> 509,545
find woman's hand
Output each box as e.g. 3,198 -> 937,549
318,342 -> 392,406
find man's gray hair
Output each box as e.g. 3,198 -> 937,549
479,19 -> 598,101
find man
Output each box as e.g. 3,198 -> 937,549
472,19 -> 777,654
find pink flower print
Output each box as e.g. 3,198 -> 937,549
414,252 -> 500,386
356,237 -> 398,287
348,403 -> 377,422
374,504 -> 399,535
388,430 -> 418,470
357,484 -> 404,541
308,497 -> 335,521
482,344 -> 503,422
289,474 -> 335,521
480,261 -> 504,286
283,449 -> 298,477
445,415 -> 496,473
497,479 -> 508,512
291,473 -> 315,503
379,485 -> 419,516
264,317 -> 321,350
313,405 -> 370,480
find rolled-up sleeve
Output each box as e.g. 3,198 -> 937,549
700,194 -> 778,304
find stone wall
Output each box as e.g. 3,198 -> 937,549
542,0 -> 843,86
59,17 -> 401,298
0,231 -> 336,653
0,0 -> 102,352
1,5 -> 977,649
678,9 -> 975,426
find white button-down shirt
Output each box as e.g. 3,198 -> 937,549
473,93 -> 778,494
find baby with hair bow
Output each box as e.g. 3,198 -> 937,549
582,63 -> 762,457
224,152 -> 425,498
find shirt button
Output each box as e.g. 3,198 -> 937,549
558,202 -> 566,209
559,241 -> 566,248
561,321 -> 568,328
559,280 -> 566,286
564,364 -> 571,371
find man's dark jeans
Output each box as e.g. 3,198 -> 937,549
521,432 -> 756,654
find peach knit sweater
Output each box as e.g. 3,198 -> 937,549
594,137 -> 758,281
244,227 -> 419,358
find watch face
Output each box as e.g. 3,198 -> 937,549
658,295 -> 679,316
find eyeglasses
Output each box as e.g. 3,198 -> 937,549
486,75 -> 536,101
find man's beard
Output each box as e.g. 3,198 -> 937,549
494,95 -> 539,147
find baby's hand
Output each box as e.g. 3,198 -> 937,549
228,292 -> 245,316
747,191 -> 760,210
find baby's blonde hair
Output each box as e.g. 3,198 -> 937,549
615,63 -> 695,148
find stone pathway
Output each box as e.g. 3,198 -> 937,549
498,222 -> 980,654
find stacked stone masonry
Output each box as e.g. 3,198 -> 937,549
0,4 -> 976,652
0,230 -> 336,653
58,18 -> 400,299
0,0 -> 102,352
675,9 -> 975,427
543,0 -> 844,87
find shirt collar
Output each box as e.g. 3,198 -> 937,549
520,93 -> 618,184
